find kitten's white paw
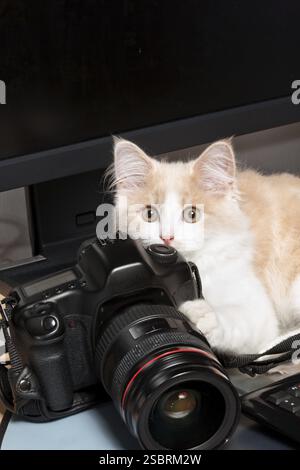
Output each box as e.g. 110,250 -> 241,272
180,299 -> 218,339
180,299 -> 213,323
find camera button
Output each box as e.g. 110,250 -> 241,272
19,379 -> 31,392
19,379 -> 31,393
43,316 -> 58,332
147,244 -> 177,264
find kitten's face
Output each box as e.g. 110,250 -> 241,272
111,138 -> 239,253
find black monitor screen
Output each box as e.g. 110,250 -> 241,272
0,1 -> 299,160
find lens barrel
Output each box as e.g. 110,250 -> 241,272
95,304 -> 240,450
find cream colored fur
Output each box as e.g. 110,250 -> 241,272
110,138 -> 300,354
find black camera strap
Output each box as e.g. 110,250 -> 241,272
218,331 -> 300,376
0,300 -> 15,411
0,298 -> 23,373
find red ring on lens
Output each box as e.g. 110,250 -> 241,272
121,347 -> 217,410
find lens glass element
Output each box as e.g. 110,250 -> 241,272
149,381 -> 225,449
162,389 -> 198,420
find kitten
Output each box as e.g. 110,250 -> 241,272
108,137 -> 300,355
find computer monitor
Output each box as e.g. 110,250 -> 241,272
1,1 -> 300,282
1,1 -> 300,190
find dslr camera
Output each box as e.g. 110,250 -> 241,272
0,237 -> 240,449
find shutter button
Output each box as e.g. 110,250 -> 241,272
147,244 -> 178,264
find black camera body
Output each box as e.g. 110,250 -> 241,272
1,237 -> 240,450
7,238 -> 200,411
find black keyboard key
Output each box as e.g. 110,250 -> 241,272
241,374 -> 300,445
279,396 -> 300,413
266,390 -> 290,405
288,384 -> 300,398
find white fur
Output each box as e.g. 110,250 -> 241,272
112,138 -> 299,355
113,137 -> 156,191
193,140 -> 236,193
180,214 -> 279,354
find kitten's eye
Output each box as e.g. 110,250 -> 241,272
183,205 -> 201,223
142,205 -> 159,223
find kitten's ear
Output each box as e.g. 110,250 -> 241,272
113,137 -> 155,191
193,140 -> 236,193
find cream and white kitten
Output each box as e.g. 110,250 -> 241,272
109,138 -> 300,355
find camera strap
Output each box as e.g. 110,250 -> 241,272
0,299 -> 15,411
0,297 -> 23,374
218,330 -> 300,376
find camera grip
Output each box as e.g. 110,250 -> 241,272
31,342 -> 73,411
26,311 -> 73,411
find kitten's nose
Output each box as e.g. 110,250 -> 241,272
162,237 -> 174,245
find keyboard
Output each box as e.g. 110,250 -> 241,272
241,373 -> 300,444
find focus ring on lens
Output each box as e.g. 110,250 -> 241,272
95,304 -> 213,405
96,304 -> 189,365
111,331 -> 214,405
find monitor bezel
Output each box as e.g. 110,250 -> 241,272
1,95 -> 299,192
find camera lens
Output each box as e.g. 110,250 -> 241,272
160,389 -> 198,419
95,304 -> 240,450
149,382 -> 225,449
